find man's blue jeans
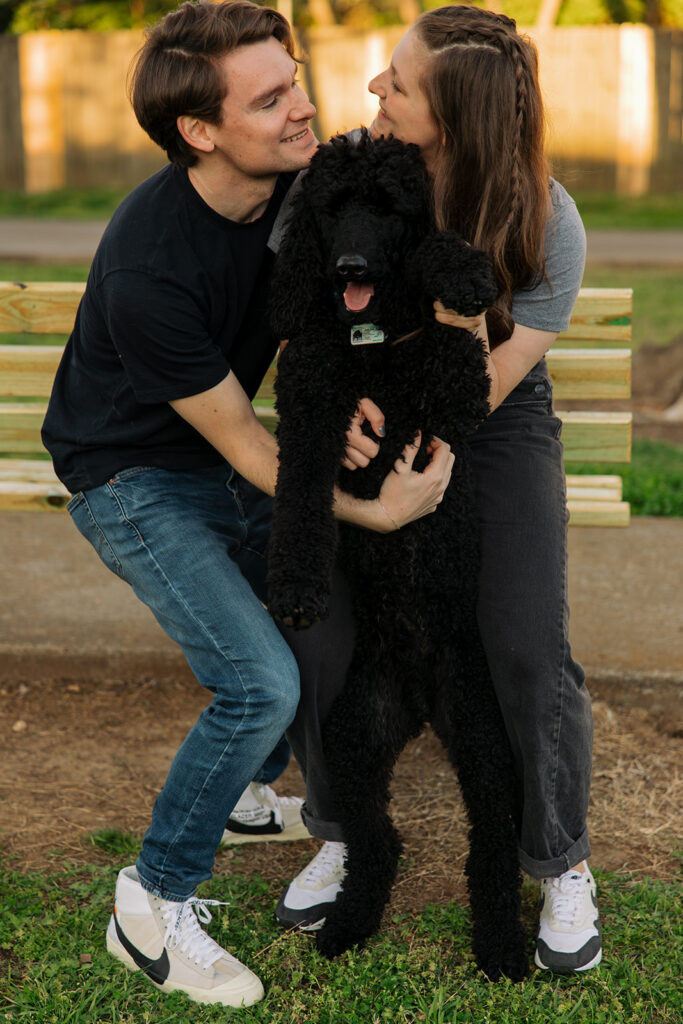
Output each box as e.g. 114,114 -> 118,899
67,463 -> 299,901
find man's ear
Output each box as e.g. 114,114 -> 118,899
177,114 -> 215,155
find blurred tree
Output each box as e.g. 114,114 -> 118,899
7,0 -> 179,31
3,0 -> 680,31
0,0 -> 20,31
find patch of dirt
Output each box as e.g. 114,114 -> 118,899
1,677 -> 680,914
630,335 -> 683,445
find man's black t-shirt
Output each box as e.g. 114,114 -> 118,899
42,163 -> 294,493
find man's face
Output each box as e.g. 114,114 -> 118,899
207,37 -> 318,178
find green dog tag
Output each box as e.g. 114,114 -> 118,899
350,324 -> 385,346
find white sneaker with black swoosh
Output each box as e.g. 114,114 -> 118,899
535,864 -> 602,973
106,866 -> 263,1006
222,782 -> 309,845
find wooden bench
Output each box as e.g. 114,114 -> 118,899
0,282 -> 632,525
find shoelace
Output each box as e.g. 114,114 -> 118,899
161,898 -> 229,969
302,841 -> 347,885
545,872 -> 587,928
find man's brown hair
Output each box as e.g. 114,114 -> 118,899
129,0 -> 295,167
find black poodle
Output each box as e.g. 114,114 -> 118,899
268,130 -> 527,982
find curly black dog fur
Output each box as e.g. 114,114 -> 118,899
268,131 -> 528,982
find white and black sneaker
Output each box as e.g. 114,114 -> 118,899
222,783 -> 309,846
275,841 -> 346,931
106,866 -> 264,1006
535,864 -> 602,973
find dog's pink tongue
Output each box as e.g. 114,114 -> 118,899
344,282 -> 374,311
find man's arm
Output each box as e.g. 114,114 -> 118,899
170,371 -> 279,495
170,371 -> 454,532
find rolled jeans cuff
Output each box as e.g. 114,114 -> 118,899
518,828 -> 591,880
135,864 -> 194,903
301,803 -> 345,843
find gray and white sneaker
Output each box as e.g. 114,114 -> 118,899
275,841 -> 347,931
535,864 -> 602,973
106,866 -> 264,1007
222,782 -> 309,846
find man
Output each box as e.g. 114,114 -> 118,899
42,1 -> 452,1008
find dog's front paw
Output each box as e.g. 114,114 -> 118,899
435,251 -> 497,317
268,584 -> 330,630
420,233 -> 498,316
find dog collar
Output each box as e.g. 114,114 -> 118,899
349,324 -> 425,347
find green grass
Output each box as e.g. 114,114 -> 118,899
0,187 -> 682,228
0,189 -> 128,220
566,439 -> 683,518
0,849 -> 681,1023
573,192 -> 683,231
0,262 -> 90,283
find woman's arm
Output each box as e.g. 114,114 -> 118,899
434,302 -> 556,413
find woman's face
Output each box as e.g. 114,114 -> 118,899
368,29 -> 442,172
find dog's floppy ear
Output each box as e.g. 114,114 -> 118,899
269,175 -> 327,340
373,139 -> 432,223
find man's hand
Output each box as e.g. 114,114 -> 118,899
376,433 -> 454,531
342,397 -> 386,470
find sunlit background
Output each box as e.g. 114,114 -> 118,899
0,0 -> 681,196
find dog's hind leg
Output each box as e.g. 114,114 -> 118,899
431,633 -> 528,982
315,661 -> 423,960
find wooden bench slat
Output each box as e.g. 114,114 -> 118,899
0,346 -> 63,397
0,345 -> 633,402
0,480 -> 70,511
0,407 -> 634,463
0,458 -> 58,481
547,348 -> 631,399
0,403 -> 48,452
0,282 -> 85,335
566,475 -> 623,502
556,288 -> 633,344
558,411 -> 632,463
0,284 -> 633,341
567,499 -> 630,527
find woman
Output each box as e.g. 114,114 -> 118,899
278,5 -> 600,975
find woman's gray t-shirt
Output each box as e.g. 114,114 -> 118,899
511,179 -> 586,334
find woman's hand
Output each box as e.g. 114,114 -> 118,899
376,433 -> 454,532
433,299 -> 486,333
342,397 -> 386,470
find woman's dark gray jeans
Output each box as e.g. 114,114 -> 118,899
281,368 -> 593,880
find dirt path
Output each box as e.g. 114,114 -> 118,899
2,675 -> 680,913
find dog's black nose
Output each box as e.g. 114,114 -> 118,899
336,254 -> 368,281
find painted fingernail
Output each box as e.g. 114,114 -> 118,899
377,425 -> 386,437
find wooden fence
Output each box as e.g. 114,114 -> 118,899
1,24 -> 682,194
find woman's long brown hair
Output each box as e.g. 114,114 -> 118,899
415,6 -> 551,342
